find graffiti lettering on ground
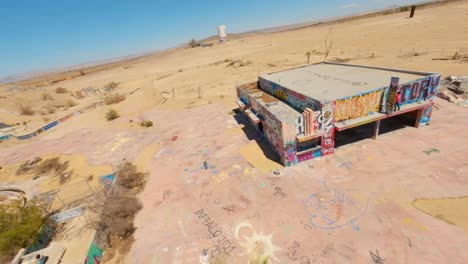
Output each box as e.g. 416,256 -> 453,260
194,209 -> 236,257
369,249 -> 386,264
305,190 -> 374,231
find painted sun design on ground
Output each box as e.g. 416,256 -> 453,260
238,229 -> 282,262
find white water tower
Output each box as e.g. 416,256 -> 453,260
217,25 -> 227,42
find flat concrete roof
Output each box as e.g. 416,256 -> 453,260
260,62 -> 432,102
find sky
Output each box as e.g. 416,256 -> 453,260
0,0 -> 424,79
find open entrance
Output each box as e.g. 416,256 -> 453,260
258,122 -> 264,134
335,109 -> 419,148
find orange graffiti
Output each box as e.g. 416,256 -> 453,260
334,90 -> 382,122
336,202 -> 343,221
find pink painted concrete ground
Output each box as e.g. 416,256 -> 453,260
1,99 -> 467,263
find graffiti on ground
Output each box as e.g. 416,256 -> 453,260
305,190 -> 374,231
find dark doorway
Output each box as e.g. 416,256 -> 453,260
258,122 -> 264,134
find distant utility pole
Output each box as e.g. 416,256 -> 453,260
410,6 -> 416,18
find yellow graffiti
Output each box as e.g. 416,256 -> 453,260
334,90 -> 382,122
274,89 -> 288,101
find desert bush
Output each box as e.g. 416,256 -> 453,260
0,201 -> 48,262
106,109 -> 120,121
55,87 -> 68,94
41,93 -> 52,100
94,193 -> 142,244
115,162 -> 147,193
140,120 -> 153,127
189,38 -> 198,48
18,103 -> 35,116
104,93 -> 126,105
104,81 -> 120,91
66,99 -> 77,107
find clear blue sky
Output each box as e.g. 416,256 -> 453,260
0,0 -> 421,78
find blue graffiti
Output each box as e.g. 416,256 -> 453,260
305,190 -> 374,231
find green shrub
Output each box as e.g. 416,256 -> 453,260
0,201 -> 47,262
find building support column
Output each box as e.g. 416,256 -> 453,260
373,120 -> 381,139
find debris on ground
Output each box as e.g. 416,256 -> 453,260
437,75 -> 468,107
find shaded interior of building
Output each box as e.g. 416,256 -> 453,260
334,110 -> 419,148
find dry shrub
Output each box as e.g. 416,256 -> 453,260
96,194 -> 142,242
35,157 -> 69,176
66,99 -> 77,107
140,120 -> 153,127
41,93 -> 52,100
106,109 -> 120,121
55,87 -> 68,94
18,103 -> 35,116
104,81 -> 120,91
104,93 -> 126,105
115,162 -> 147,193
188,39 -> 198,48
75,91 -> 85,99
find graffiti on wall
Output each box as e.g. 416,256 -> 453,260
416,106 -> 433,127
334,90 -> 383,122
399,75 -> 440,105
295,116 -> 305,135
321,130 -> 335,156
386,77 -> 400,115
259,77 -> 320,111
263,109 -> 283,157
317,102 -> 335,133
284,141 -> 298,167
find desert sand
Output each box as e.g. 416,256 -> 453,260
1,1 -> 468,263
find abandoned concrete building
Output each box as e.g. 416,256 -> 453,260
236,62 -> 441,166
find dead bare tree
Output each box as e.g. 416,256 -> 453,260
322,29 -> 334,61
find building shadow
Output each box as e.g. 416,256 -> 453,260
232,110 -> 283,166
335,110 -> 418,148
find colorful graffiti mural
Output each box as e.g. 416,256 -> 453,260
386,77 -> 400,115
283,141 -> 298,167
317,101 -> 335,133
416,106 -> 433,127
399,75 -> 440,105
334,90 -> 383,122
259,77 -> 321,111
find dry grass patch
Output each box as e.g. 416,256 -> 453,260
55,87 -> 68,94
104,93 -> 126,105
104,81 -> 120,91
